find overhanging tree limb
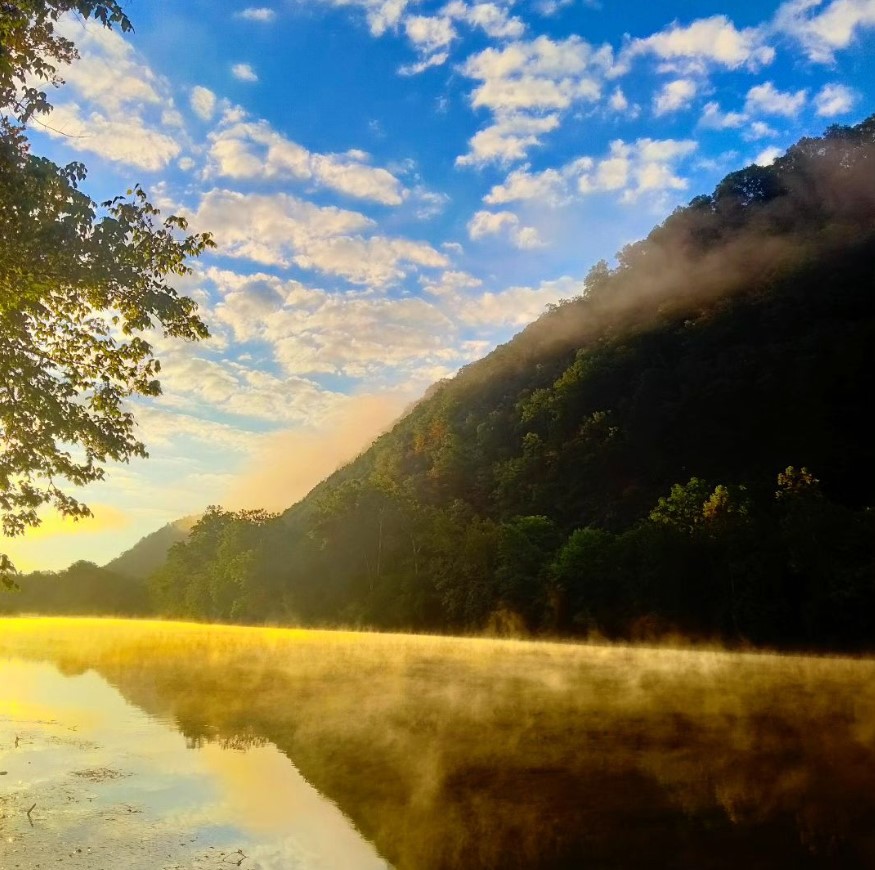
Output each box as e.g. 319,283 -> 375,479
1,2 -> 213,586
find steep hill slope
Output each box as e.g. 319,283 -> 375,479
153,116 -> 875,649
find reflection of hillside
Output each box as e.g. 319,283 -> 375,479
4,619 -> 875,868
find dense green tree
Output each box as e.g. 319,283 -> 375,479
1,2 -> 213,585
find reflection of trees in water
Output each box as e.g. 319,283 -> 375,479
131,674 -> 875,866
133,704 -> 269,752
6,624 -> 875,868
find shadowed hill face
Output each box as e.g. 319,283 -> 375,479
281,115 -> 875,519
144,116 -> 875,645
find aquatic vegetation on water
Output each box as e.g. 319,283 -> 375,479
2,617 -> 875,868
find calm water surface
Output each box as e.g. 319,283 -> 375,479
5,619 -> 875,868
0,658 -> 390,870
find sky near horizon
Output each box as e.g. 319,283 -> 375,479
5,0 -> 874,571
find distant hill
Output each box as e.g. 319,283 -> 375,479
105,516 -> 198,580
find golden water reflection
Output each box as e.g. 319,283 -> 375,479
3,617 -> 875,868
0,655 -> 389,869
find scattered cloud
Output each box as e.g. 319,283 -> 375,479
618,15 -> 775,74
41,102 -> 181,170
608,86 -> 630,113
652,78 -> 698,116
700,82 -> 806,135
700,100 -> 747,129
208,119 -> 406,204
37,17 -> 181,171
814,81 -> 858,115
237,7 -> 276,21
745,81 -> 807,116
190,85 -> 217,121
457,34 -> 613,165
743,120 -> 779,140
457,113 -> 561,166
231,63 -> 259,82
774,0 -> 875,63
187,189 -> 446,286
423,272 -> 580,327
467,209 -> 545,248
405,14 -> 456,57
576,138 -> 697,202
484,164 -> 568,206
399,1 -> 526,72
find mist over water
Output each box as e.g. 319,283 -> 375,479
4,618 -> 875,868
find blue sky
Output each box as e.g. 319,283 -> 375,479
9,0 -> 875,570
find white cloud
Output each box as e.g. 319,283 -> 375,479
188,189 -> 446,286
699,100 -> 747,129
608,86 -> 629,113
754,146 -> 783,165
453,2 -> 526,39
399,1 -> 526,72
468,209 -> 520,239
484,164 -> 568,206
294,235 -> 449,285
206,269 -> 458,377
186,188 -> 372,267
483,138 -> 697,208
55,17 -> 164,112
405,14 -> 456,53
231,63 -> 259,82
745,81 -> 807,116
190,85 -> 217,121
619,15 -> 775,74
814,82 -> 858,115
774,0 -> 875,62
315,0 -> 412,36
208,119 -> 405,204
652,78 -> 698,116
700,82 -> 805,135
464,36 -> 610,113
576,138 -> 697,202
38,17 -> 180,170
743,120 -> 779,140
457,113 -> 561,166
237,7 -> 276,21
41,102 -> 180,171
467,210 -> 544,249
457,35 -> 613,165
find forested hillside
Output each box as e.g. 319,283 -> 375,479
78,118 -> 875,648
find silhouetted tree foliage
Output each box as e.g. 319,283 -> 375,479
114,115 -> 875,650
0,2 -> 212,586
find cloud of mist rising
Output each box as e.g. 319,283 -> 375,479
225,392 -> 413,512
473,127 -> 875,381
